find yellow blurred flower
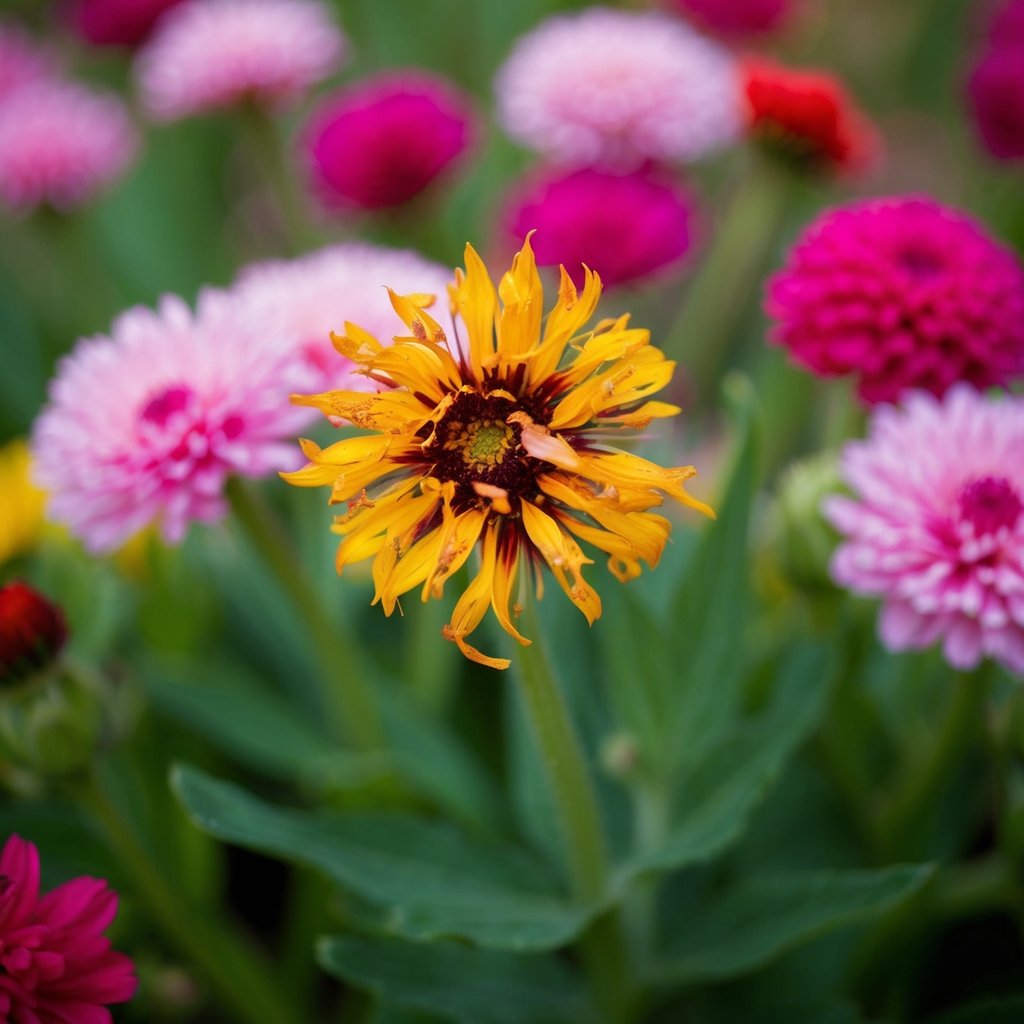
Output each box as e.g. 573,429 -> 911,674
284,237 -> 713,669
0,440 -> 45,565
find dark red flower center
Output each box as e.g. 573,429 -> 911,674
139,384 -> 196,427
896,246 -> 944,280
957,475 -> 1024,535
0,582 -> 68,687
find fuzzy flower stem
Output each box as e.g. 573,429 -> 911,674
661,157 -> 792,396
874,668 -> 992,858
226,477 -> 384,751
79,770 -> 301,1024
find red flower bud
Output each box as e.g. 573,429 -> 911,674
0,582 -> 67,686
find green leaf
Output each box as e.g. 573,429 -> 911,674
932,997 -> 1024,1024
654,864 -> 933,984
172,765 -> 598,951
318,934 -> 590,1024
633,644 -> 832,875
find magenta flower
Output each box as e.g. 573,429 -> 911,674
0,834 -> 136,1023
0,80 -> 139,213
767,197 -> 1024,405
32,291 -> 309,552
967,0 -> 1024,162
495,7 -> 740,168
825,386 -> 1024,675
0,22 -> 53,101
231,242 -> 455,392
505,166 -> 694,289
671,0 -> 792,36
134,0 -> 346,121
303,70 -> 473,212
70,0 -> 186,47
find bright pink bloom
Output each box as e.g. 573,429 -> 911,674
495,7 -> 740,168
303,71 -> 473,211
0,80 -> 138,213
0,23 -> 53,101
506,166 -> 694,289
231,242 -> 455,392
767,197 -> 1024,405
671,0 -> 792,36
967,1 -> 1024,161
32,291 -> 310,552
70,0 -> 186,47
134,0 -> 346,121
0,834 -> 136,1023
825,386 -> 1024,675
0,582 -> 67,686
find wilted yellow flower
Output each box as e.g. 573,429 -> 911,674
284,237 -> 712,669
0,440 -> 45,565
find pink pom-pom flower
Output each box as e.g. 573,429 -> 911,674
231,242 -> 455,392
671,0 -> 792,36
495,7 -> 740,168
825,386 -> 1024,675
302,70 -> 473,212
505,165 -> 694,290
70,0 -> 186,47
767,197 -> 1024,405
134,0 -> 347,121
0,22 -> 53,101
32,291 -> 310,552
0,834 -> 136,1022
967,0 -> 1024,162
0,80 -> 139,213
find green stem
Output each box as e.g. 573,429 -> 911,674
81,773 -> 301,1024
660,157 -> 793,393
226,477 -> 384,751
874,669 -> 991,858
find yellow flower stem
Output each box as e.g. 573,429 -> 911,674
79,770 -> 303,1024
226,477 -> 384,752
513,600 -> 634,1019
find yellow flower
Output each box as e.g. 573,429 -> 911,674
284,238 -> 713,669
0,440 -> 45,565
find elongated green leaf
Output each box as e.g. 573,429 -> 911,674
318,934 -> 590,1024
632,644 -> 832,875
933,997 -> 1024,1024
654,865 -> 933,983
172,765 -> 598,950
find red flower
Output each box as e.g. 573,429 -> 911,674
741,57 -> 878,174
0,582 -> 67,686
0,834 -> 136,1022
70,0 -> 186,47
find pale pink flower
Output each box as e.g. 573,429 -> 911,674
135,0 -> 347,121
825,385 -> 1024,675
0,834 -> 136,1023
33,291 -> 309,552
231,242 -> 455,394
495,7 -> 741,168
0,22 -> 53,100
0,80 -> 138,213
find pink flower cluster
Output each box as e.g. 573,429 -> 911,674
967,0 -> 1024,161
0,21 -> 137,213
135,0 -> 347,120
671,0 -> 793,36
0,834 -> 136,1023
768,197 -> 1024,404
33,291 -> 310,552
826,386 -> 1024,675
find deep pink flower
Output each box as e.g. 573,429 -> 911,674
0,23 -> 53,101
671,0 -> 792,36
70,0 -> 186,47
231,242 -> 455,392
303,71 -> 473,212
134,0 -> 346,121
967,2 -> 1024,162
32,291 -> 310,552
0,80 -> 139,213
825,386 -> 1024,675
506,166 -> 694,289
0,834 -> 136,1023
0,582 -> 67,687
495,7 -> 740,168
767,197 -> 1024,404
